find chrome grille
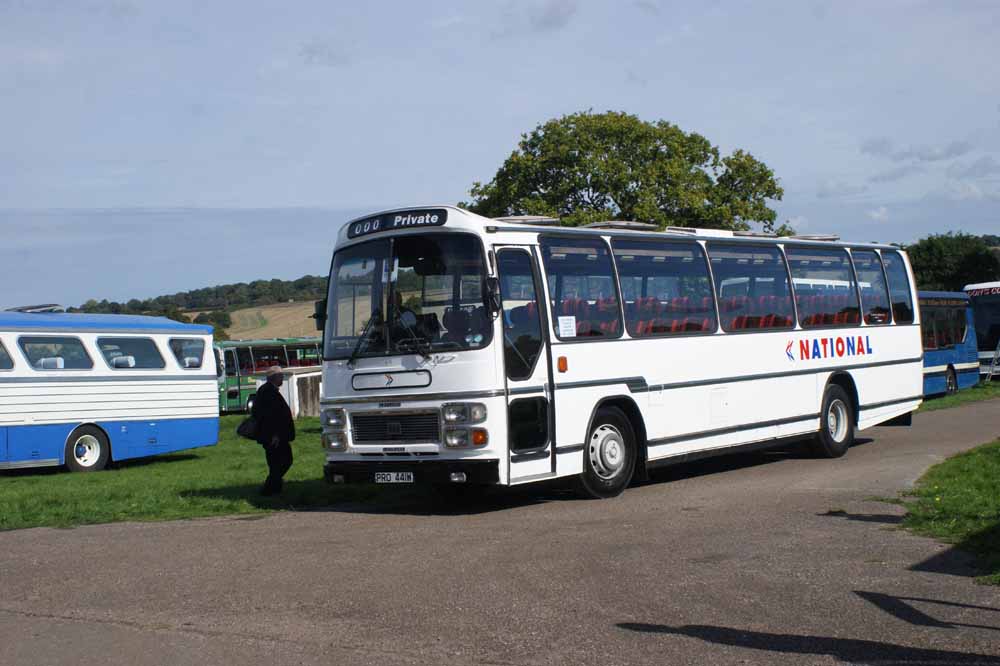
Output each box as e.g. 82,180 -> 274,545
351,411 -> 440,444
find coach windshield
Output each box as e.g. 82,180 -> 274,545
970,291 -> 1000,352
324,233 -> 492,360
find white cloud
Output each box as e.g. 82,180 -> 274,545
947,155 -> 1000,179
787,215 -> 808,229
860,137 -> 974,163
867,206 -> 889,221
869,164 -> 923,184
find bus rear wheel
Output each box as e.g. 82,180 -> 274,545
65,425 -> 110,473
811,384 -> 855,458
945,367 -> 958,395
577,407 -> 636,499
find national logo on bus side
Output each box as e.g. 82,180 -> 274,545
787,336 -> 874,361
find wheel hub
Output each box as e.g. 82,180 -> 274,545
73,435 -> 101,467
589,424 -> 626,480
827,399 -> 848,443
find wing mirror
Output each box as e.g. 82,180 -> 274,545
486,277 -> 502,316
313,299 -> 328,331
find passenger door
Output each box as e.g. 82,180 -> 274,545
495,247 -> 555,484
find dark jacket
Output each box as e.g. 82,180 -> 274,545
251,381 -> 295,445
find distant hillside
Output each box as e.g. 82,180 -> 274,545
75,275 -> 326,314
224,302 -> 319,339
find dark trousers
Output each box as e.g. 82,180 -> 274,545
263,440 -> 293,493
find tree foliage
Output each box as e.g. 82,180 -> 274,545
907,233 -> 1000,291
463,111 -> 785,232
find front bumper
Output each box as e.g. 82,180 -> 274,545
324,459 -> 500,485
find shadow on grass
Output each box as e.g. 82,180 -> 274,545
0,452 -> 201,477
616,622 -> 1000,665
908,522 -> 1000,583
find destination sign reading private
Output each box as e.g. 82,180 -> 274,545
347,209 -> 448,239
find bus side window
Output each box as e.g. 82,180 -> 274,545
851,249 -> 891,325
236,347 -> 253,374
881,251 -> 915,324
497,250 -> 543,381
786,247 -> 860,328
0,340 -> 13,370
539,237 -> 623,340
611,239 -> 717,337
225,349 -> 239,377
706,244 -> 795,332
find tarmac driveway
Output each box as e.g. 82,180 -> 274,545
2,401 -> 999,665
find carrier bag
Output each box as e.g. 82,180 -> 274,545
236,416 -> 258,440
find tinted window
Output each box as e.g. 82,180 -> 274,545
851,250 -> 892,325
97,337 -> 166,369
540,237 -> 623,339
19,336 -> 93,370
707,244 -> 795,331
786,247 -> 861,328
881,251 -> 915,324
249,345 -> 288,372
612,240 -> 716,336
919,300 -> 968,350
498,250 -> 544,380
0,341 -> 12,370
169,338 -> 205,368
225,349 -> 238,377
236,347 -> 253,374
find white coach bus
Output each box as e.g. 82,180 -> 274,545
317,206 -> 922,498
0,313 -> 219,472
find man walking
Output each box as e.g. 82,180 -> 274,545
252,366 -> 295,495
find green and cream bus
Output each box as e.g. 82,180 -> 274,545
215,337 -> 321,412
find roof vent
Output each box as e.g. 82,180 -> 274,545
584,220 -> 659,232
492,215 -> 560,226
733,230 -> 777,238
663,227 -> 735,238
788,234 -> 840,242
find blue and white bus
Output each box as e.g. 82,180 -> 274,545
918,291 -> 980,396
0,313 -> 220,472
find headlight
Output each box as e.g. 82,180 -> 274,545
442,403 -> 487,424
322,408 -> 346,428
444,427 -> 489,448
322,431 -> 348,451
444,427 -> 468,448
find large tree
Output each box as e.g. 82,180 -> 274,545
463,111 -> 785,232
907,232 -> 1000,291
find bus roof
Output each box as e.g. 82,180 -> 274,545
964,281 -> 1000,291
337,205 -> 904,251
918,290 -> 970,301
216,337 -> 321,348
0,312 -> 212,334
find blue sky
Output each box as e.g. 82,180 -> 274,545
2,0 -> 998,308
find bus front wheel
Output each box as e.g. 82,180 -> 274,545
811,384 -> 855,458
577,407 -> 636,499
65,425 -> 110,473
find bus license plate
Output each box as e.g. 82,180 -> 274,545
374,472 -> 414,484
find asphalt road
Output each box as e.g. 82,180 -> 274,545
2,401 -> 1000,665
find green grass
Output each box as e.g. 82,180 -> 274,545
918,380 -> 1000,412
0,416 -> 382,531
901,439 -> 1000,585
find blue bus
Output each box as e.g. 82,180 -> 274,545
918,292 -> 980,396
0,313 -> 220,472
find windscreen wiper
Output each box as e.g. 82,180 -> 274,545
394,316 -> 432,360
348,308 -> 381,366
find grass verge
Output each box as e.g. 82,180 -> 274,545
918,380 -> 1000,412
901,439 -> 1000,585
0,415 -> 381,531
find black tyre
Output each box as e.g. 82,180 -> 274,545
945,367 -> 958,395
811,384 -> 855,458
577,407 -> 637,499
64,425 -> 110,473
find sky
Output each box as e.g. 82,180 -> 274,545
1,0 -> 998,308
